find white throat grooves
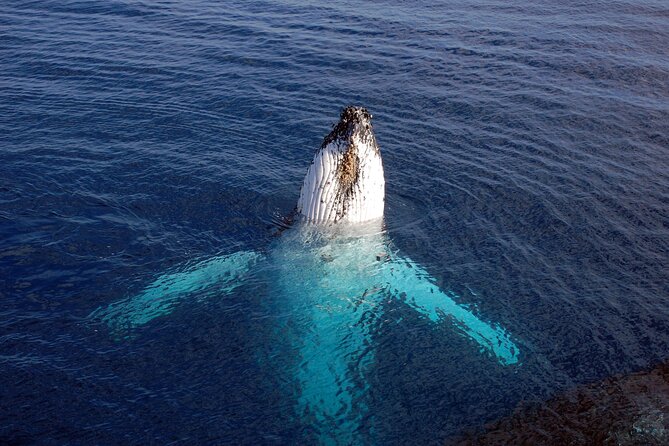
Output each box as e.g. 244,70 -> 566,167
297,137 -> 385,225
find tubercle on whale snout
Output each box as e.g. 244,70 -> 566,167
320,106 -> 378,152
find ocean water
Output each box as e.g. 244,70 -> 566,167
2,0 -> 669,444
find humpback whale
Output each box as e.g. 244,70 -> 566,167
90,107 -> 519,444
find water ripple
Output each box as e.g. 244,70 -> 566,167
2,0 -> 669,443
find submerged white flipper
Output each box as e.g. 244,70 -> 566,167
89,250 -> 263,332
381,255 -> 519,365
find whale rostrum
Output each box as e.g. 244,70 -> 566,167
297,107 -> 384,224
90,106 -> 520,445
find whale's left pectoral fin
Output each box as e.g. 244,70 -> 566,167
89,250 -> 264,334
381,256 -> 520,365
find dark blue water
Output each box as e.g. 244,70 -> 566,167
2,0 -> 669,443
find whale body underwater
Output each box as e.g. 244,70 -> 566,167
91,107 -> 520,444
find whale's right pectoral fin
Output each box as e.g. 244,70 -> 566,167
381,256 -> 520,366
89,250 -> 264,334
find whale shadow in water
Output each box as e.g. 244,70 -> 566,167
89,107 -> 521,445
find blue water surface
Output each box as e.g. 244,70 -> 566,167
2,0 -> 669,444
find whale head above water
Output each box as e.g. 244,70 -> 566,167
297,106 -> 385,225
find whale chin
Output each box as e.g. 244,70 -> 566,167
297,106 -> 385,225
